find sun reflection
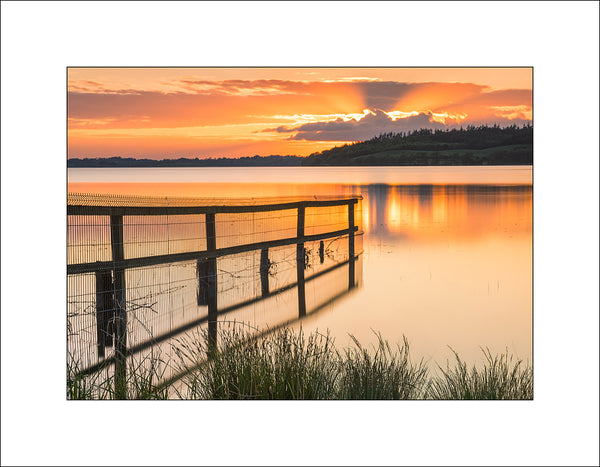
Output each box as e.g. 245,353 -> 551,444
362,201 -> 370,235
431,186 -> 448,224
373,184 -> 531,241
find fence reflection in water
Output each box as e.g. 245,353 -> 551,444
67,194 -> 363,396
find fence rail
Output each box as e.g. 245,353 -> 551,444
67,194 -> 362,397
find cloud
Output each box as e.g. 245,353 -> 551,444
175,79 -> 311,96
273,109 -> 447,141
434,89 -> 532,115
67,79 -> 364,128
67,89 -> 330,128
68,77 -> 532,147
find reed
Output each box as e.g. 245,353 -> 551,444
173,324 -> 341,399
66,351 -> 169,400
67,352 -> 115,400
174,325 -> 428,400
67,328 -> 532,400
426,347 -> 533,400
337,333 -> 428,399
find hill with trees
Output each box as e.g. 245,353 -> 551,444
301,124 -> 533,166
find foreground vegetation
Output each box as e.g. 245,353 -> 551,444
68,327 -> 532,400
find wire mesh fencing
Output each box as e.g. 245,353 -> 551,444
67,193 -> 363,398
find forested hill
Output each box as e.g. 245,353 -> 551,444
301,124 -> 533,166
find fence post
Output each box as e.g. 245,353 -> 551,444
348,200 -> 356,290
296,206 -> 306,317
110,214 -> 127,399
205,212 -> 218,353
260,248 -> 270,297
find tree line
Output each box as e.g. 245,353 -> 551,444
68,155 -> 304,167
301,123 -> 533,166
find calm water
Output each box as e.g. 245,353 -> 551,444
68,166 -> 532,367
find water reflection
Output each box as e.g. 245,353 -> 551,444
68,168 -> 532,368
361,184 -> 532,240
296,183 -> 532,367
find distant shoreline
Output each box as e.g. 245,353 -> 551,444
68,125 -> 533,168
67,155 -> 305,168
67,157 -> 533,168
67,152 -> 533,168
68,161 -> 533,168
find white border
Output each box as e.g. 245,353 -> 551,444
1,2 -> 599,466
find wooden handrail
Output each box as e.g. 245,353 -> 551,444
67,197 -> 359,216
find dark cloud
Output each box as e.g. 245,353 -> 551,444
355,81 -> 411,110
278,110 -> 447,141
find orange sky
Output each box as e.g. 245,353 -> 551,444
68,67 -> 532,159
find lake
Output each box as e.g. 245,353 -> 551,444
68,166 -> 532,371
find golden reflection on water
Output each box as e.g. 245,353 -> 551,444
363,184 -> 532,240
68,171 -> 532,368
300,183 -> 532,368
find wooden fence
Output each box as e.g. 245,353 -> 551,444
67,195 -> 362,397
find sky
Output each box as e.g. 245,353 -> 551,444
68,67 -> 532,159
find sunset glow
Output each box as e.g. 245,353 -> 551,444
68,67 -> 532,159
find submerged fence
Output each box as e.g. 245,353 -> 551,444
67,193 -> 363,397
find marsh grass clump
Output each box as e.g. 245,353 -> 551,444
427,347 -> 533,400
174,326 -> 429,400
67,352 -> 169,400
337,333 -> 428,399
174,325 -> 340,399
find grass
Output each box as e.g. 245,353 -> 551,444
173,326 -> 342,399
67,327 -> 532,400
426,347 -> 533,400
67,351 -> 169,400
337,333 -> 428,399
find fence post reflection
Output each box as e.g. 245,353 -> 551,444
95,270 -> 113,359
296,206 -> 306,317
260,248 -> 270,297
348,199 -> 356,290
